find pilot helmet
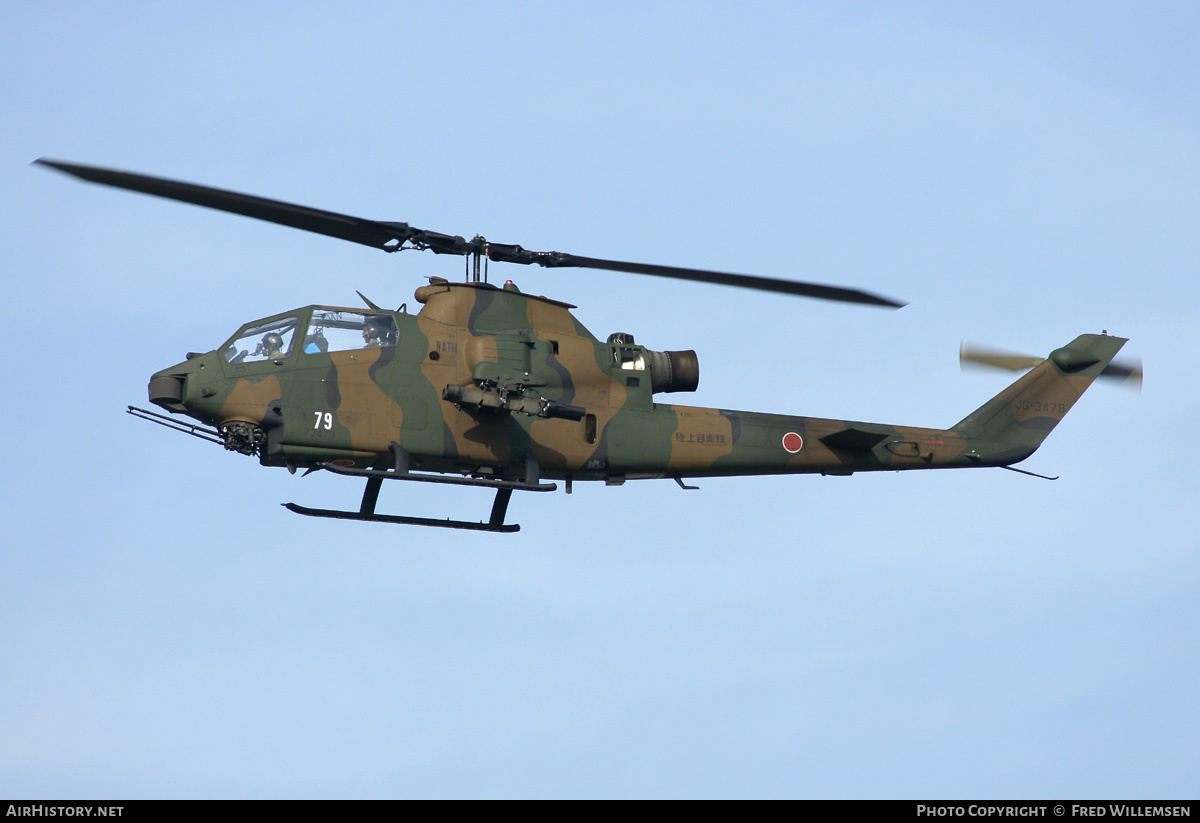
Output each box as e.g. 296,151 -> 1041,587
363,318 -> 390,343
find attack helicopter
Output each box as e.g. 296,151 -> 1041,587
38,159 -> 1138,533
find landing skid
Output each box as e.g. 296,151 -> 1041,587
283,494 -> 520,532
283,455 -> 556,533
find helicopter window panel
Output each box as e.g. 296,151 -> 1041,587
613,346 -> 645,371
306,310 -> 398,354
223,316 -> 299,364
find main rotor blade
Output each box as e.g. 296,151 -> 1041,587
34,158 -> 470,253
487,245 -> 904,307
37,158 -> 904,307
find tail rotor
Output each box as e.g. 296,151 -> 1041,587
960,340 -> 1142,390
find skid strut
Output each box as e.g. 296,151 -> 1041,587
283,448 -> 553,533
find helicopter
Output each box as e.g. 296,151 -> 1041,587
37,159 -> 1138,533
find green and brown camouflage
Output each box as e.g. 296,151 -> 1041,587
148,278 -> 1128,489
39,158 -> 1129,530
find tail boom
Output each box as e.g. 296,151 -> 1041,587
606,333 -> 1127,479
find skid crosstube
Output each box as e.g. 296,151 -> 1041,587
317,461 -> 557,492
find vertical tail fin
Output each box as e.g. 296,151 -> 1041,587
953,333 -> 1127,455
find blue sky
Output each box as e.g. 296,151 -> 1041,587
3,1 -> 1197,798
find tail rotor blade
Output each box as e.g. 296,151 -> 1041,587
959,342 -> 1044,372
962,341 -> 1142,391
1100,358 -> 1143,391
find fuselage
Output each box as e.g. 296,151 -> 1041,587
148,280 -> 1110,484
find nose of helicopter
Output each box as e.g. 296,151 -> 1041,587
149,372 -> 187,412
147,352 -> 215,416
147,350 -> 226,422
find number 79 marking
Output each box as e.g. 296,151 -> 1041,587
314,411 -> 333,430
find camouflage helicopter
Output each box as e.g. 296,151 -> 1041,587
38,159 -> 1139,533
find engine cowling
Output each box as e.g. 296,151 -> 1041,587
646,349 -> 699,394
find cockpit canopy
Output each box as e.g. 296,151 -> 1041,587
220,308 -> 400,364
